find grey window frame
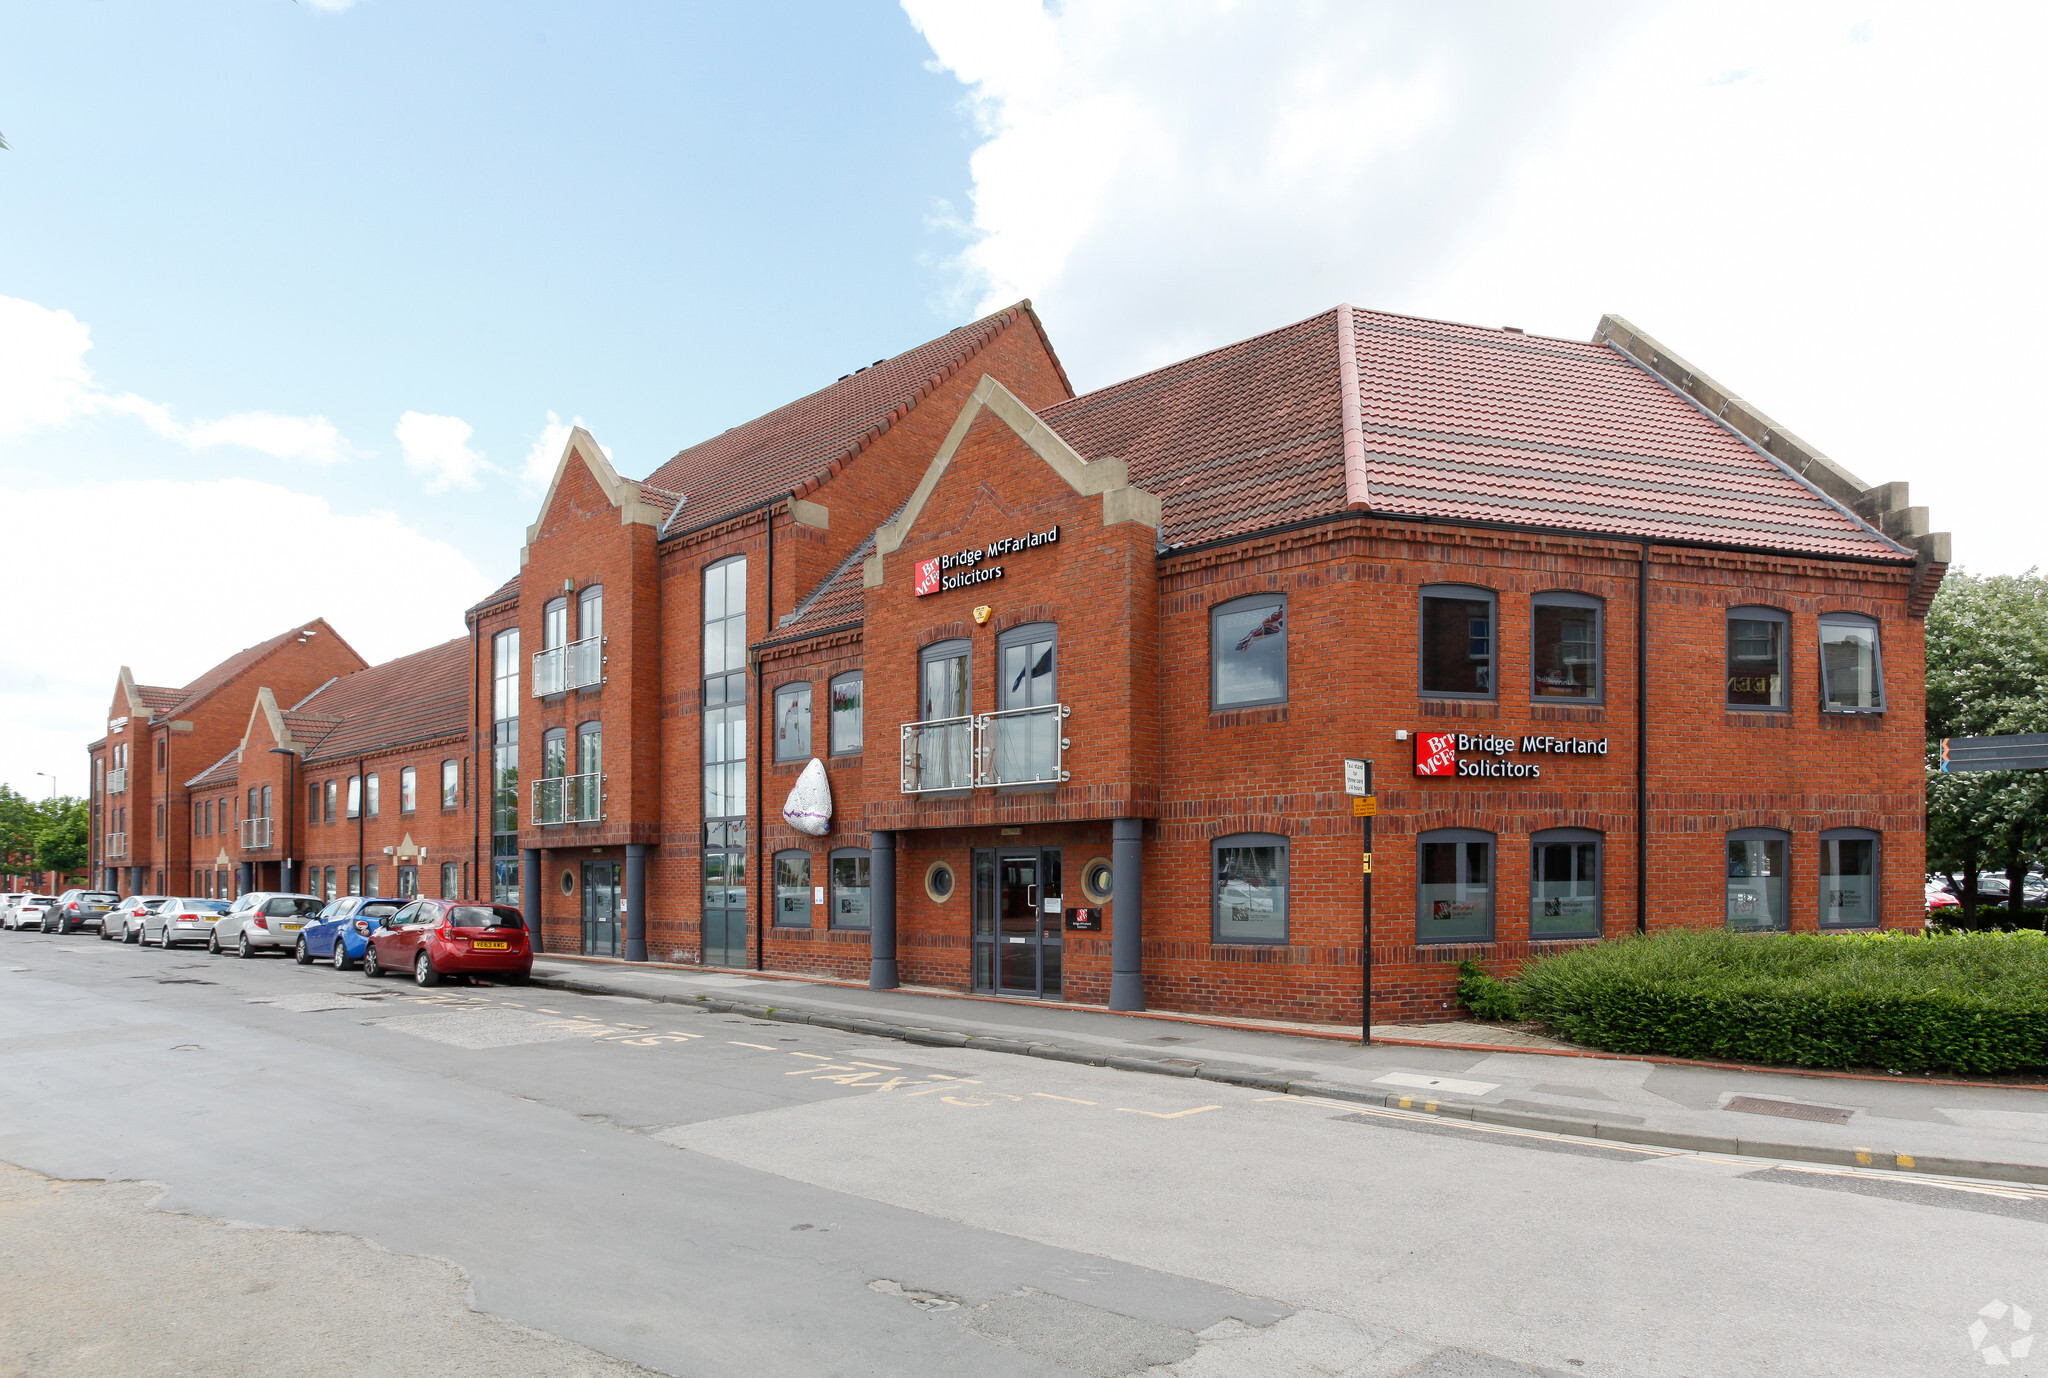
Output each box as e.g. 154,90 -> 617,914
996,621 -> 1059,709
1817,611 -> 1886,714
828,847 -> 871,930
828,671 -> 864,756
541,727 -> 568,780
772,849 -> 812,929
1818,826 -> 1881,930
1419,584 -> 1498,701
1210,831 -> 1289,945
1209,593 -> 1288,711
346,776 -> 361,820
1726,605 -> 1791,712
1529,827 -> 1602,939
578,584 -> 603,641
919,638 -> 972,718
440,861 -> 460,899
543,596 -> 569,652
366,773 -> 380,819
399,766 -> 417,815
1416,827 -> 1496,943
1726,826 -> 1791,932
441,759 -> 459,809
1530,590 -> 1604,705
773,680 -> 813,763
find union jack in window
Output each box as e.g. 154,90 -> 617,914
1235,605 -> 1284,652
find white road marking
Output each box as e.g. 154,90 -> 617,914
1117,1106 -> 1222,1119
1033,1093 -> 1098,1105
729,1041 -> 776,1050
1374,1072 -> 1500,1096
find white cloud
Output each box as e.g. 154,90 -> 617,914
396,410 -> 494,494
0,293 -> 358,463
303,0 -> 359,10
0,477 -> 492,800
519,411 -> 611,492
905,0 -> 2048,575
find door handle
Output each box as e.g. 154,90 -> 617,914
1026,884 -> 1038,907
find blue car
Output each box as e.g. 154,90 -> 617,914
294,896 -> 405,969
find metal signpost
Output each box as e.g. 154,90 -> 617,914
1344,758 -> 1374,1044
1940,733 -> 2048,772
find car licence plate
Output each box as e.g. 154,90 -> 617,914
282,923 -> 302,931
472,940 -> 509,950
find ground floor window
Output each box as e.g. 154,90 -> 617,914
323,867 -> 337,901
491,835 -> 519,905
1213,834 -> 1288,944
397,865 -> 418,898
774,850 -> 811,928
365,864 -> 380,896
830,849 -> 870,929
1726,829 -> 1789,931
1419,829 -> 1494,943
1530,829 -> 1601,938
441,862 -> 460,898
1819,828 -> 1879,929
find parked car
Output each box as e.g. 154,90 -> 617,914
211,892 -> 325,957
361,899 -> 532,986
7,896 -> 58,931
45,889 -> 119,934
144,897 -> 233,948
101,896 -> 170,943
0,894 -> 23,927
293,896 -> 404,969
1925,882 -> 1960,914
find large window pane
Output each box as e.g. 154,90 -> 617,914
1727,613 -> 1786,708
1726,836 -> 1788,931
1532,600 -> 1600,700
829,673 -> 863,755
1419,835 -> 1494,942
1421,593 -> 1494,696
1820,618 -> 1883,711
1820,835 -> 1878,928
1213,837 -> 1287,943
1531,838 -> 1601,938
774,851 -> 811,928
830,851 -> 870,929
775,683 -> 812,761
1211,597 -> 1287,708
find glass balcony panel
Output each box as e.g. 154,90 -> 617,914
900,716 -> 977,793
986,704 -> 1066,786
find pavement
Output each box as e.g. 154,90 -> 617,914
530,954 -> 2048,1184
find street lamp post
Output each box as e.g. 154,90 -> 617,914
34,772 -> 55,799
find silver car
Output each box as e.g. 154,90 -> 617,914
211,892 -> 324,957
102,896 -> 169,943
144,898 -> 232,949
7,896 -> 58,931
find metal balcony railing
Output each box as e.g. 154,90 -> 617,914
240,817 -> 274,849
104,832 -> 127,858
901,705 -> 1071,794
106,768 -> 127,794
532,772 -> 604,825
532,636 -> 604,697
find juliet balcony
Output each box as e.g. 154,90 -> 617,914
240,817 -> 274,850
532,637 -> 604,697
900,704 -> 1071,794
533,772 -> 604,825
106,768 -> 127,794
104,832 -> 127,859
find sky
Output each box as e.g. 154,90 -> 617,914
2,0 -> 2042,800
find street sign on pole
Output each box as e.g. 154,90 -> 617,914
1940,733 -> 2048,772
1343,758 -> 1367,796
1357,758 -> 1373,1046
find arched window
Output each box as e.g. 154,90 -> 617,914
1726,828 -> 1790,931
1530,828 -> 1601,938
774,682 -> 812,761
1211,594 -> 1287,709
1212,833 -> 1288,944
543,597 -> 569,651
829,671 -> 864,755
1818,613 -> 1884,713
773,850 -> 812,929
1819,827 -> 1879,929
579,584 -> 604,641
1418,828 -> 1495,943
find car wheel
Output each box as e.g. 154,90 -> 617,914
294,937 -> 312,966
331,939 -> 351,972
98,923 -> 111,942
159,929 -> 174,950
237,933 -> 255,960
363,945 -> 382,979
414,951 -> 440,987
208,932 -> 222,955
126,922 -> 140,944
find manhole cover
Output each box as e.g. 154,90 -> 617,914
1723,1095 -> 1853,1124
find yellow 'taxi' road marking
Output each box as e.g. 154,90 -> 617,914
1117,1106 -> 1222,1119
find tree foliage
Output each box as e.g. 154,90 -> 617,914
0,787 -> 88,881
1924,569 -> 2048,924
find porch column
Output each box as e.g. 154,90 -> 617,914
868,830 -> 898,990
521,848 -> 542,953
623,844 -> 648,962
1109,818 -> 1145,1011
237,862 -> 251,897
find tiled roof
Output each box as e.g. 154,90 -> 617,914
185,747 -> 240,789
468,574 -> 520,615
643,304 -> 1066,535
161,622 -> 340,720
1038,307 -> 1907,560
296,637 -> 471,765
770,534 -> 874,640
134,685 -> 184,716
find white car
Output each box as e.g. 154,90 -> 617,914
144,898 -> 233,949
101,896 -> 170,943
211,892 -> 324,957
7,896 -> 59,931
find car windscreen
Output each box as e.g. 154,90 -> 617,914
188,901 -> 231,914
358,902 -> 402,919
447,905 -> 524,930
266,898 -> 326,917
82,893 -> 118,904
141,899 -> 168,911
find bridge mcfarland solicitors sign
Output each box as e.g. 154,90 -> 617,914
1414,730 -> 1610,779
914,524 -> 1061,597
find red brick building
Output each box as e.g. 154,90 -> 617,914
86,302 -> 1948,1024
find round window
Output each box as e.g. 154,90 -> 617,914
1080,856 -> 1114,904
559,869 -> 575,896
924,860 -> 956,903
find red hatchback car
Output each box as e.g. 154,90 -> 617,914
360,899 -> 532,986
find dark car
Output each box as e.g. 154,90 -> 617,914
361,899 -> 532,986
45,889 -> 119,934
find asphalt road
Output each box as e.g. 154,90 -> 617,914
1,929 -> 2042,1378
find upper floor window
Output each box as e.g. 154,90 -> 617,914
1213,833 -> 1288,944
1727,607 -> 1788,710
1726,828 -> 1789,931
1531,592 -> 1601,702
921,639 -> 971,720
915,639 -> 974,792
773,850 -> 812,928
542,727 -> 568,780
1421,585 -> 1495,698
1418,828 -> 1494,943
704,557 -> 747,676
579,584 -> 603,641
1211,594 -> 1286,709
347,776 -> 362,819
366,773 -> 380,818
399,767 -> 417,814
999,623 -> 1057,710
994,623 -> 1061,784
309,782 -> 320,825
324,779 -> 337,823
829,672 -> 863,755
1818,613 -> 1884,713
441,759 -> 459,809
577,720 -> 601,778
774,682 -> 813,762
543,596 -> 569,651
261,785 -> 272,819
1530,828 -> 1601,938
492,629 -> 521,722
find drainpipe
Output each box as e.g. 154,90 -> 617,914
1637,539 -> 1650,936
470,613 -> 481,901
357,756 -> 366,896
753,498 -> 775,971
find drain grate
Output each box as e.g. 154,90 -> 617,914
1723,1095 -> 1853,1124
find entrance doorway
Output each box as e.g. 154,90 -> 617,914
972,847 -> 1061,998
582,861 -> 621,957
701,840 -> 748,966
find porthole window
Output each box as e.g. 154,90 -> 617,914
924,859 -> 956,903
1080,856 -> 1114,904
560,869 -> 576,896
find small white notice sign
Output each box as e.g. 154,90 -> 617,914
1343,758 -> 1367,796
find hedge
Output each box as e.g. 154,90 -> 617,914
1454,929 -> 2048,1075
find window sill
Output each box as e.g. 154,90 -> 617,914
1723,711 -> 1792,728
1419,699 -> 1498,720
1208,704 -> 1287,728
1529,703 -> 1605,723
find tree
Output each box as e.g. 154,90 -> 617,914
1924,569 -> 2048,925
0,786 -> 39,878
32,798 -> 88,879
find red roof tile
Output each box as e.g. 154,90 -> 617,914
185,748 -> 241,788
643,304 -> 1066,534
295,638 -> 471,765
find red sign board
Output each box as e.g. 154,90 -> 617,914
1414,731 -> 1458,777
913,557 -> 941,597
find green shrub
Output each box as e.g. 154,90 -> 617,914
1503,929 -> 2048,1074
1455,960 -> 1525,1021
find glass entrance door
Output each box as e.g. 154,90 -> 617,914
582,861 -> 621,957
701,841 -> 748,966
973,848 -> 1062,998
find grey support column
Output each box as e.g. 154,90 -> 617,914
521,848 -> 542,952
237,862 -> 251,897
623,844 -> 648,962
869,830 -> 898,990
1109,817 -> 1145,1011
